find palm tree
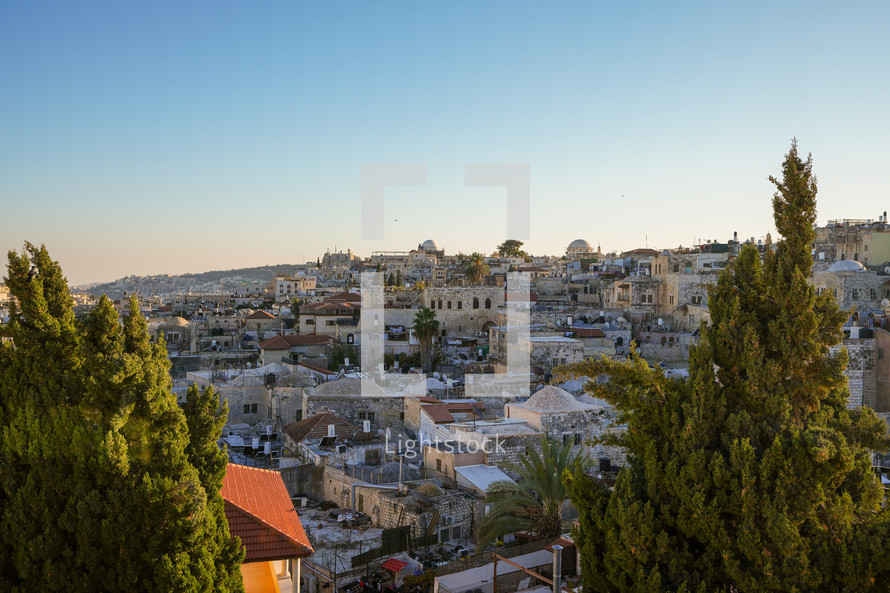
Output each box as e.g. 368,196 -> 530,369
464,252 -> 490,285
478,438 -> 586,550
413,307 -> 439,372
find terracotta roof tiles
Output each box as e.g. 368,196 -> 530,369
222,464 -> 312,562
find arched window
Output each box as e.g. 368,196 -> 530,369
473,297 -> 479,309
484,298 -> 491,309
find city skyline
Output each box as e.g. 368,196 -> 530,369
2,2 -> 889,285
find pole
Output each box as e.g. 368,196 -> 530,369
492,555 -> 497,593
552,545 -> 563,593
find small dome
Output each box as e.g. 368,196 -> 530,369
421,239 -> 439,251
521,386 -> 591,411
828,260 -> 866,273
567,239 -> 592,251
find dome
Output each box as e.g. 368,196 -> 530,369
567,239 -> 593,251
521,386 -> 592,411
420,239 -> 439,251
827,260 -> 866,273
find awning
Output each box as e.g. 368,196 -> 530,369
381,559 -> 409,572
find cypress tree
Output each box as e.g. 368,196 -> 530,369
0,244 -> 243,592
562,142 -> 890,592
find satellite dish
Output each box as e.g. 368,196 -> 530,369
882,299 -> 890,308
884,267 -> 890,274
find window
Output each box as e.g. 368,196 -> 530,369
436,459 -> 442,472
689,315 -> 695,324
669,294 -> 674,305
447,301 -> 452,309
439,528 -> 449,542
305,319 -> 315,325
358,411 -> 376,423
692,295 -> 703,305
872,288 -> 878,300
438,300 -> 443,309
295,410 -> 302,421
879,349 -> 884,360
441,329 -> 447,337
452,525 -> 461,540
562,434 -> 571,445
364,448 -> 381,464
473,297 -> 479,309
852,289 -> 859,301
399,412 -> 405,421
326,320 -> 336,326
243,403 -> 258,414
457,301 -> 462,309
485,298 -> 491,309
574,433 -> 582,446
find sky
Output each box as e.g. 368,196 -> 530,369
1,1 -> 889,286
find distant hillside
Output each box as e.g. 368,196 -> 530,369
84,264 -> 302,299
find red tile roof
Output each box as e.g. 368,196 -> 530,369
422,404 -> 455,424
245,310 -> 276,320
445,401 -> 484,415
326,292 -> 362,303
572,328 -> 605,338
259,334 -> 337,349
546,536 -> 574,552
381,558 -> 409,572
282,413 -> 360,443
222,464 -> 313,562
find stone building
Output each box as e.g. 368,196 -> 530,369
422,286 -> 505,338
812,260 -> 886,312
303,377 -> 403,432
505,386 -> 624,465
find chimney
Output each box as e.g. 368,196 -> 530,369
552,545 -> 564,593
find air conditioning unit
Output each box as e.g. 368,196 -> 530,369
445,516 -> 454,525
292,496 -> 309,508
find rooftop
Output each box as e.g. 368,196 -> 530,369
222,463 -> 313,562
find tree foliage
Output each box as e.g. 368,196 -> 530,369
464,252 -> 490,285
412,307 -> 439,373
0,244 -> 243,593
496,239 -> 526,258
478,438 -> 585,550
561,142 -> 890,592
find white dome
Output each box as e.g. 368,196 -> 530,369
827,260 -> 866,273
421,239 -> 439,251
567,239 -> 592,251
521,386 -> 592,411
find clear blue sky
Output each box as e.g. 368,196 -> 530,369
2,1 -> 889,285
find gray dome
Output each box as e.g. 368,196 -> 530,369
827,260 -> 866,273
521,386 -> 592,411
567,239 -> 592,250
421,239 -> 439,251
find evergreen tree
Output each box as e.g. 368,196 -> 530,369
395,269 -> 402,287
0,244 -> 244,592
562,142 -> 890,592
